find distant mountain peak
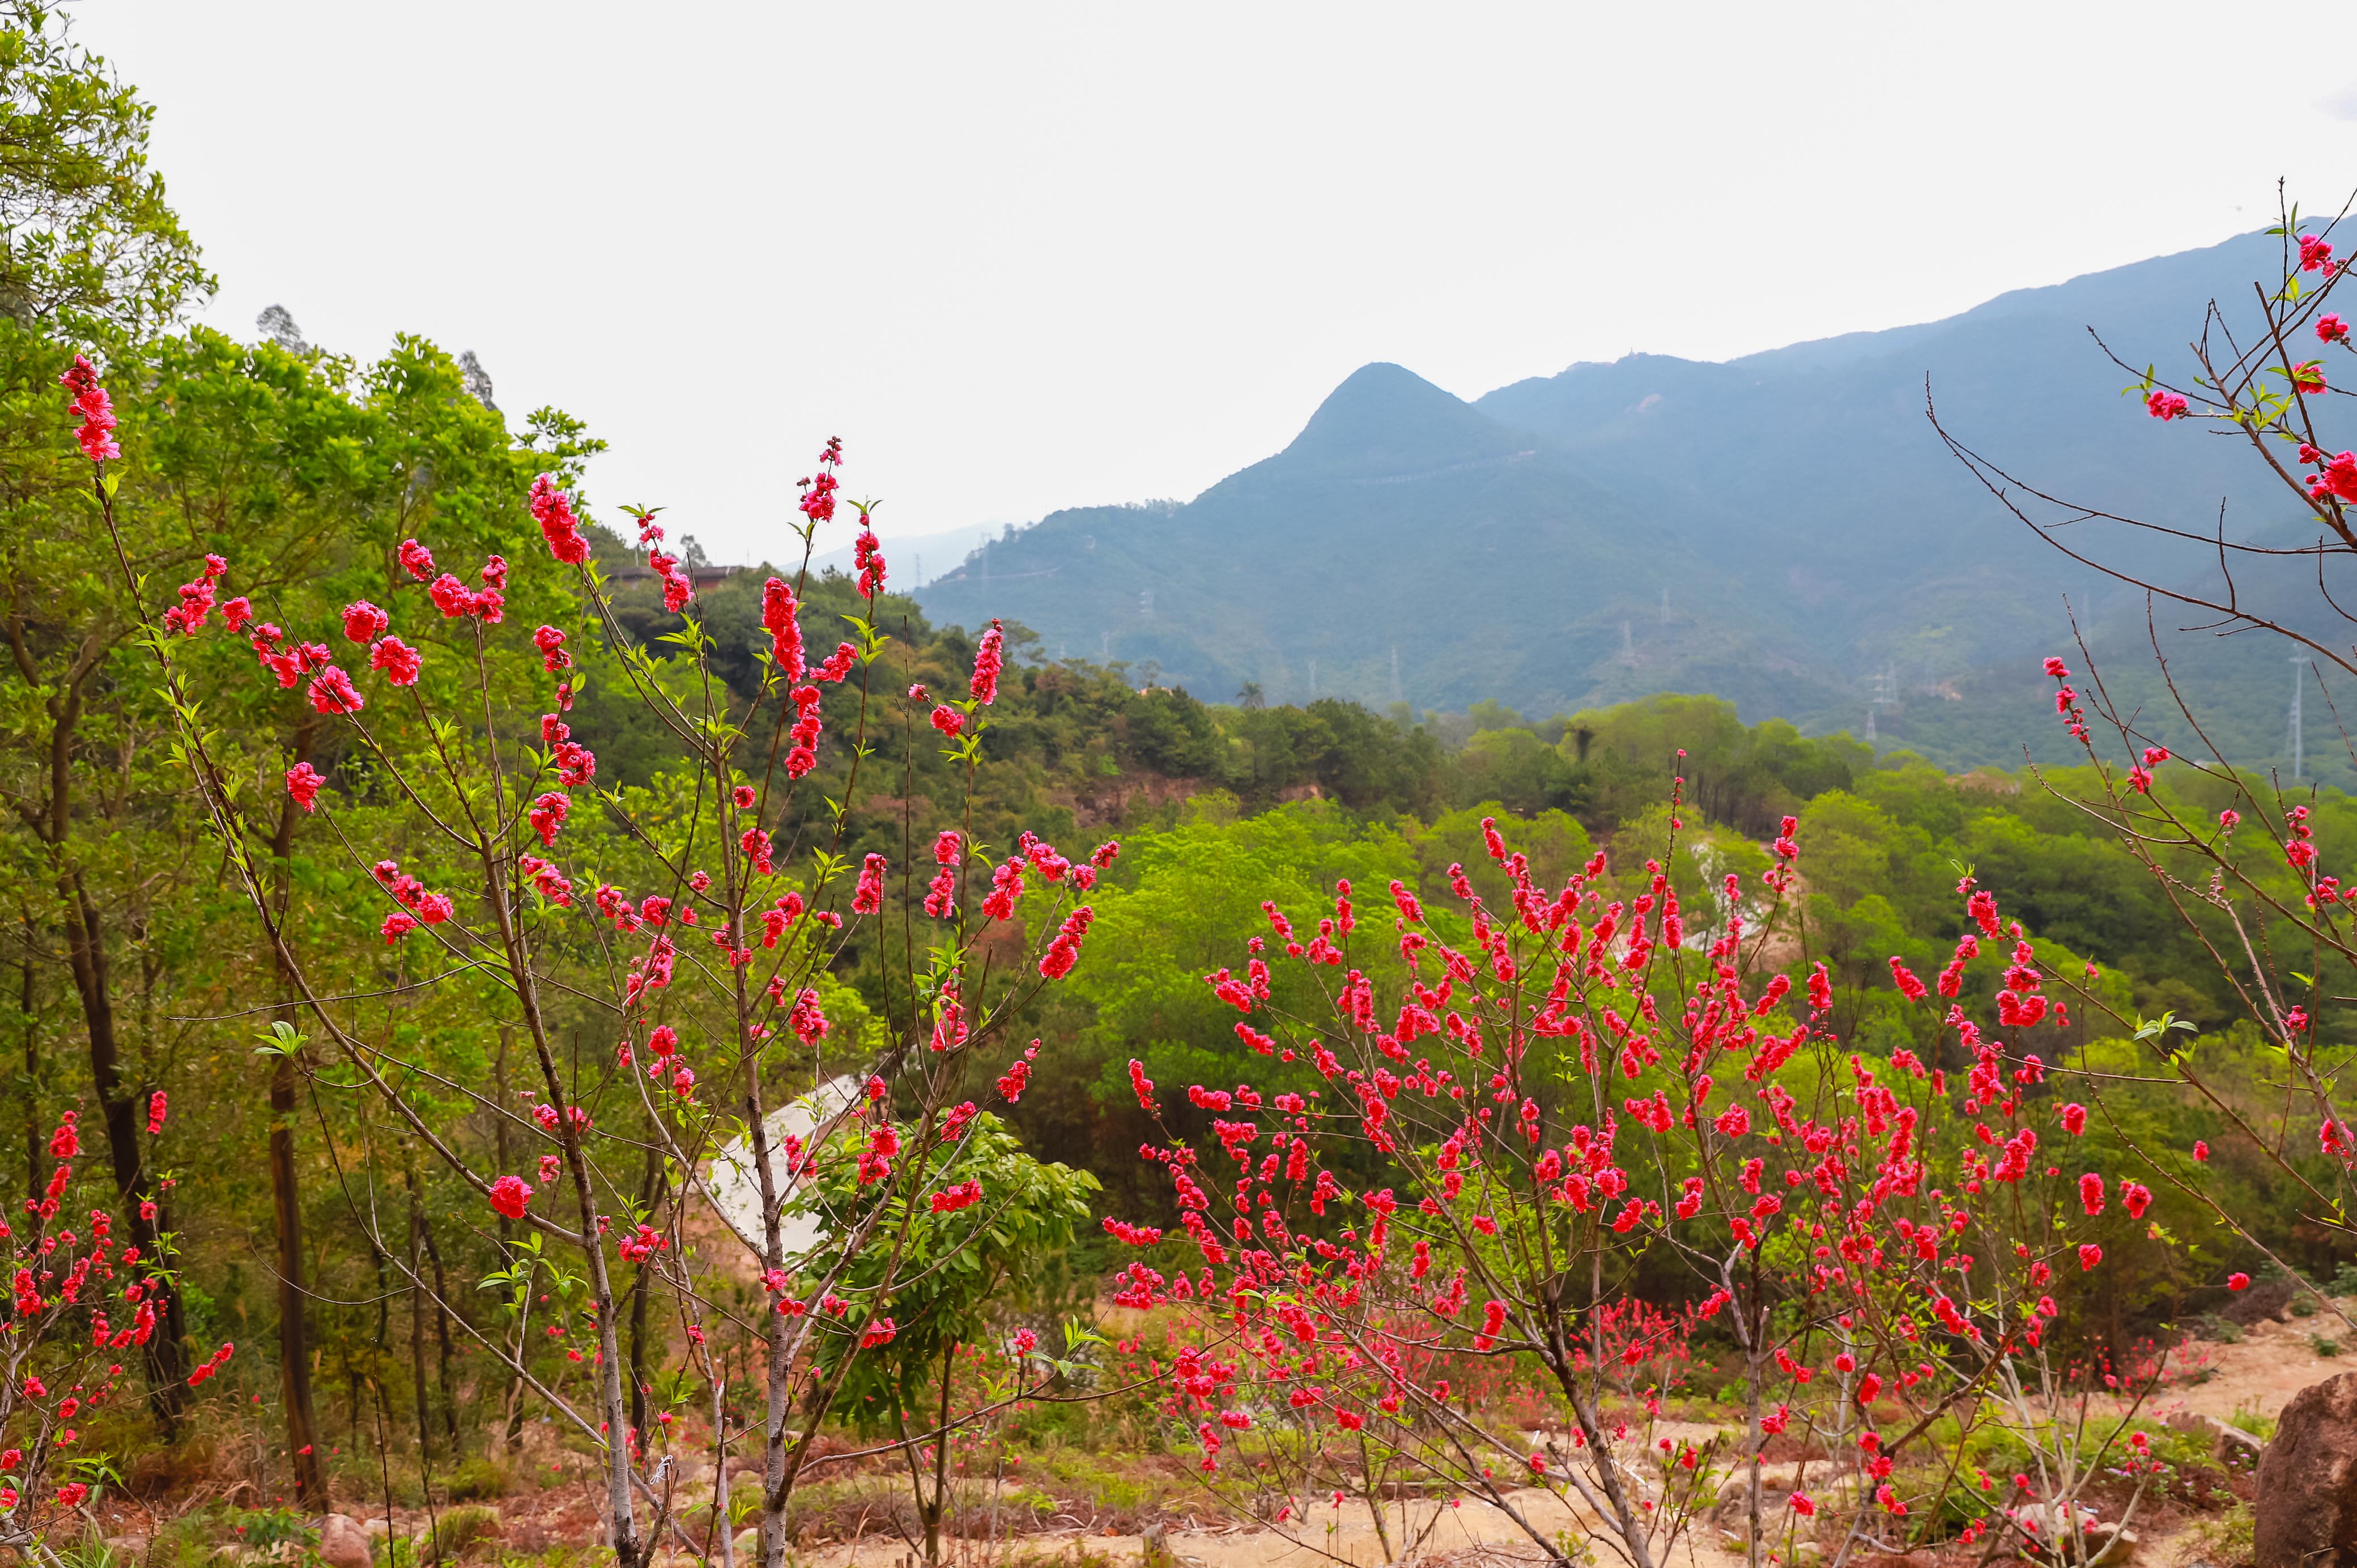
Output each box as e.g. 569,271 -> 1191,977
1278,361 -> 1527,475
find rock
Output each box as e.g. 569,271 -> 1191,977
1712,1478 -> 1796,1541
2008,1502 -> 2128,1561
2256,1371 -> 2357,1568
2165,1409 -> 2267,1465
733,1527 -> 760,1558
317,1515 -> 372,1568
2224,1276 -> 2298,1325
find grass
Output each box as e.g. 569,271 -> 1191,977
2194,1501 -> 2256,1565
444,1459 -> 514,1502
2311,1332 -> 2344,1357
427,1506 -> 501,1561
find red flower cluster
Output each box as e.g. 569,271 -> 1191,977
488,1174 -> 531,1220
786,683 -> 823,777
528,791 -> 568,847
761,578 -> 805,680
529,476 -> 589,564
853,519 -> 886,600
163,554 -> 232,634
929,1181 -> 982,1213
647,544 -> 694,612
542,714 -> 596,789
1038,905 -> 1094,979
58,355 -> 118,461
852,853 -> 886,914
184,1340 -> 235,1388
971,619 -> 1005,705
428,566 -> 503,623
798,438 -> 841,526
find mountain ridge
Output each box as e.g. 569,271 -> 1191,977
916,227 -> 2331,777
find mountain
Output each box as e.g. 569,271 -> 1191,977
917,228 -> 2338,777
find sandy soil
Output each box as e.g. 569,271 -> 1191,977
782,1309 -> 2354,1568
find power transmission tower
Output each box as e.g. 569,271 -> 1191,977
1864,666 -> 1897,745
1618,620 -> 1636,667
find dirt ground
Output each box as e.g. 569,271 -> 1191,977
798,1489 -> 1741,1568
782,1306 -> 2350,1568
100,1301 -> 2342,1568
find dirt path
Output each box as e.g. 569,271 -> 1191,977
2145,1304 -> 2354,1429
795,1492 -> 1751,1568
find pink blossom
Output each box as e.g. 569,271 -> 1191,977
307,667 -> 364,715
342,602 -> 389,644
971,619 -> 1005,705
488,1175 -> 531,1220
371,636 -> 422,686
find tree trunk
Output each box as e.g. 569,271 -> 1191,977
628,1140 -> 662,1447
493,1026 -> 527,1455
270,1052 -> 324,1501
266,719 -> 325,1503
60,872 -> 187,1431
20,930 -> 37,1204
418,1206 -> 458,1446
408,1174 -> 435,1468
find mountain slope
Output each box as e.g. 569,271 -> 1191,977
917,228 -> 2328,769
918,364 -> 1847,717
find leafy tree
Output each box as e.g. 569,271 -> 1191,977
0,2 -> 209,336
807,1113 -> 1097,1566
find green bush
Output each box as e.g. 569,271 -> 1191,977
427,1506 -> 500,1562
444,1459 -> 513,1502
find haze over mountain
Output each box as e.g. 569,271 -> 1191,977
916,228 -> 2339,777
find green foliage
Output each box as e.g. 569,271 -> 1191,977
0,1 -> 209,335
805,1113 -> 1098,1434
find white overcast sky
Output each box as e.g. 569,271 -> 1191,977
84,1 -> 2357,566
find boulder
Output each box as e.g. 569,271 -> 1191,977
317,1514 -> 372,1568
2164,1408 -> 2266,1467
1713,1477 -> 1796,1543
2224,1276 -> 2298,1326
2256,1370 -> 2357,1568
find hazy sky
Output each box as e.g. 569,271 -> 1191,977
87,1 -> 2357,567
